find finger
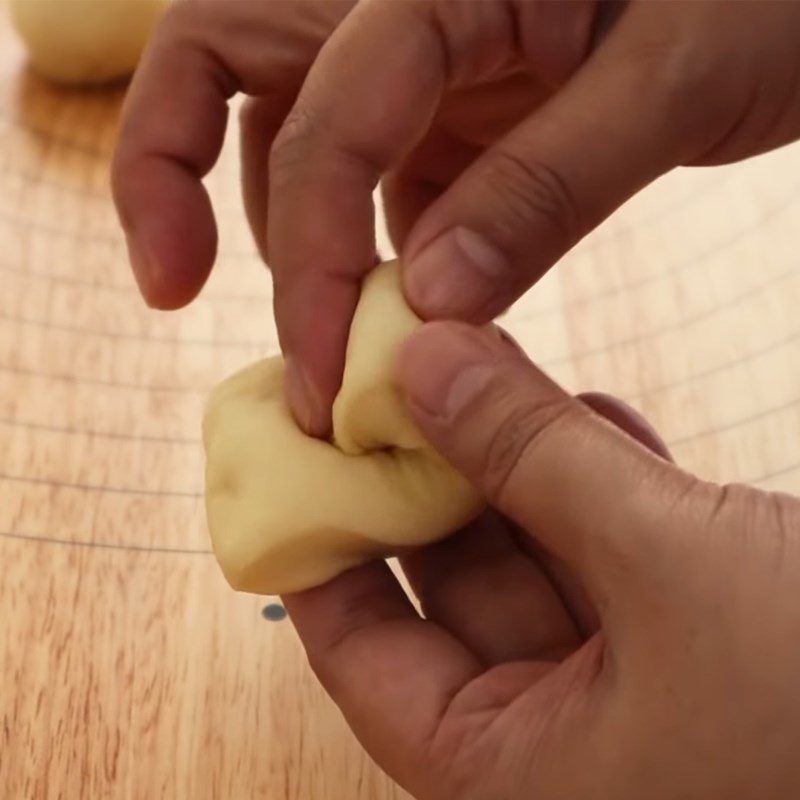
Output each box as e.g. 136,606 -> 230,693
381,127 -> 480,252
396,322 -> 710,629
401,509 -> 580,666
112,0 -> 351,309
240,95 -> 296,262
515,530 -> 601,640
266,0 -> 454,435
283,561 -> 480,790
400,4 -> 713,320
382,70 -> 547,250
112,7 -> 231,309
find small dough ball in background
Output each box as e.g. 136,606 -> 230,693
10,0 -> 167,86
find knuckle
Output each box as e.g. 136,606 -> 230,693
480,148 -> 582,244
429,0 -> 518,82
620,20 -> 739,156
159,0 -> 197,32
636,27 -> 721,102
517,0 -> 597,85
670,480 -> 800,583
166,0 -> 214,24
268,104 -> 320,180
704,481 -> 795,539
675,478 -> 769,535
481,393 -> 577,505
761,490 -> 800,571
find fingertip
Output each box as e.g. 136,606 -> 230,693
396,320 -> 476,388
116,157 -> 218,309
396,321 -> 518,421
127,231 -> 216,312
402,226 -> 511,321
274,265 -> 367,439
285,355 -> 331,438
398,319 -> 518,374
123,231 -> 158,307
125,231 -> 205,311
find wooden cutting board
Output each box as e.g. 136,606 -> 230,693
2,8 -> 800,799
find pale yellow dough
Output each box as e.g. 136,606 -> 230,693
10,0 -> 167,86
203,262 -> 483,595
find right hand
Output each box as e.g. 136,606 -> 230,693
284,321 -> 800,800
113,0 -> 800,437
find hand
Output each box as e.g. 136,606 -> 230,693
111,0 -> 352,303
113,0 -> 800,436
284,322 -> 800,800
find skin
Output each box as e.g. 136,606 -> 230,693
113,0 -> 800,435
111,2 -> 800,797
283,322 -> 800,800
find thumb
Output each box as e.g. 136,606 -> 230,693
396,322 -> 710,623
401,4 -> 724,320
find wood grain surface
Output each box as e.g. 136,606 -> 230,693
2,7 -> 800,799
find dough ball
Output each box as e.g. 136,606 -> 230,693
203,261 -> 483,595
10,0 -> 167,86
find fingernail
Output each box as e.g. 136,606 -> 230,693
405,226 -> 508,317
400,325 -> 498,421
285,357 -> 326,436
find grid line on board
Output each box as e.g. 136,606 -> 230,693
0,527 -> 212,555
0,469 -> 202,498
2,176 -> 798,321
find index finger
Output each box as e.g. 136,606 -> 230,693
266,0 -> 454,434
